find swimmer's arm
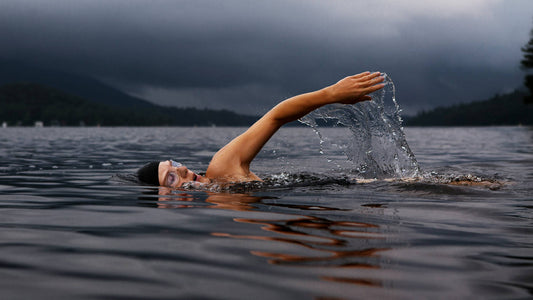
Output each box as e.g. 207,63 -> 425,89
266,72 -> 385,124
206,72 -> 385,179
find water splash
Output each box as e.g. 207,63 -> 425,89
177,172 -> 357,193
299,74 -> 420,179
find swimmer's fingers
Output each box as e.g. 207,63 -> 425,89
365,81 -> 386,93
352,71 -> 382,82
356,75 -> 385,96
326,71 -> 385,104
362,73 -> 385,86
352,73 -> 385,97
350,71 -> 371,79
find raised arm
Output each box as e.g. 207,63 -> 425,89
205,72 -> 385,182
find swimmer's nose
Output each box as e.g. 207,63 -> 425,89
176,166 -> 188,177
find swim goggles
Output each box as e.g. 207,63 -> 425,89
170,160 -> 182,168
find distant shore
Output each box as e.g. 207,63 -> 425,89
1,81 -> 531,127
404,90 -> 532,126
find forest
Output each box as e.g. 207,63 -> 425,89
0,83 -> 258,126
2,82 -> 532,127
405,90 -> 533,126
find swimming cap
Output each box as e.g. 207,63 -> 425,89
137,161 -> 160,185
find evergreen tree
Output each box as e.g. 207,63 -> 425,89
521,25 -> 533,104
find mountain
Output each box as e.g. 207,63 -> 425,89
0,61 -> 259,126
0,83 -> 170,126
0,60 -> 155,109
405,90 -> 533,126
0,83 -> 258,126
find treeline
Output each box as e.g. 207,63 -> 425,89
0,83 -> 258,126
405,90 -> 533,126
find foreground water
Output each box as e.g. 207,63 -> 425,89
0,126 -> 532,299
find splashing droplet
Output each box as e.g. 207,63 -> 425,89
299,74 -> 419,179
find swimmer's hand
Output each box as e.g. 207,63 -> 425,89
324,71 -> 385,104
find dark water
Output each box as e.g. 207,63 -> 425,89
0,126 -> 532,299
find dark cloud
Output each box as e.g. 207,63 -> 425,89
0,0 -> 531,115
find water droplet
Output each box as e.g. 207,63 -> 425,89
298,74 -> 419,179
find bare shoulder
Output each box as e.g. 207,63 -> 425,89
206,161 -> 261,183
205,145 -> 261,182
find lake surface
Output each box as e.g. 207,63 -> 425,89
0,126 -> 532,299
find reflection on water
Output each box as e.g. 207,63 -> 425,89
156,188 -> 389,288
1,126 -> 532,299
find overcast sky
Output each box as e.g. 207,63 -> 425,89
1,0 -> 532,115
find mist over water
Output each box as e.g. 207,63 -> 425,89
299,74 -> 420,179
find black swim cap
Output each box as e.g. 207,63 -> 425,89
137,161 -> 160,185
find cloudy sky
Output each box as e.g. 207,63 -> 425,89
1,0 -> 532,115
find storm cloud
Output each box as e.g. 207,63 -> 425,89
0,0 -> 531,115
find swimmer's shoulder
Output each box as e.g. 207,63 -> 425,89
206,159 -> 261,183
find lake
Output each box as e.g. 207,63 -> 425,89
0,126 -> 531,299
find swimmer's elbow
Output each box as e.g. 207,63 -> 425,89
260,110 -> 289,128
266,103 -> 304,126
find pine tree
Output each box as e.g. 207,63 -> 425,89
521,25 -> 533,104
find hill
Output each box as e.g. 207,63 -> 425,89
0,60 -> 155,109
0,61 -> 258,126
405,90 -> 533,126
0,83 -> 258,126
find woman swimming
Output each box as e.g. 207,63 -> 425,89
137,71 -> 385,188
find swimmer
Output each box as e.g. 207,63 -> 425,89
137,71 -> 385,188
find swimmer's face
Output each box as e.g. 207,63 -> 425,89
158,160 -> 208,188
